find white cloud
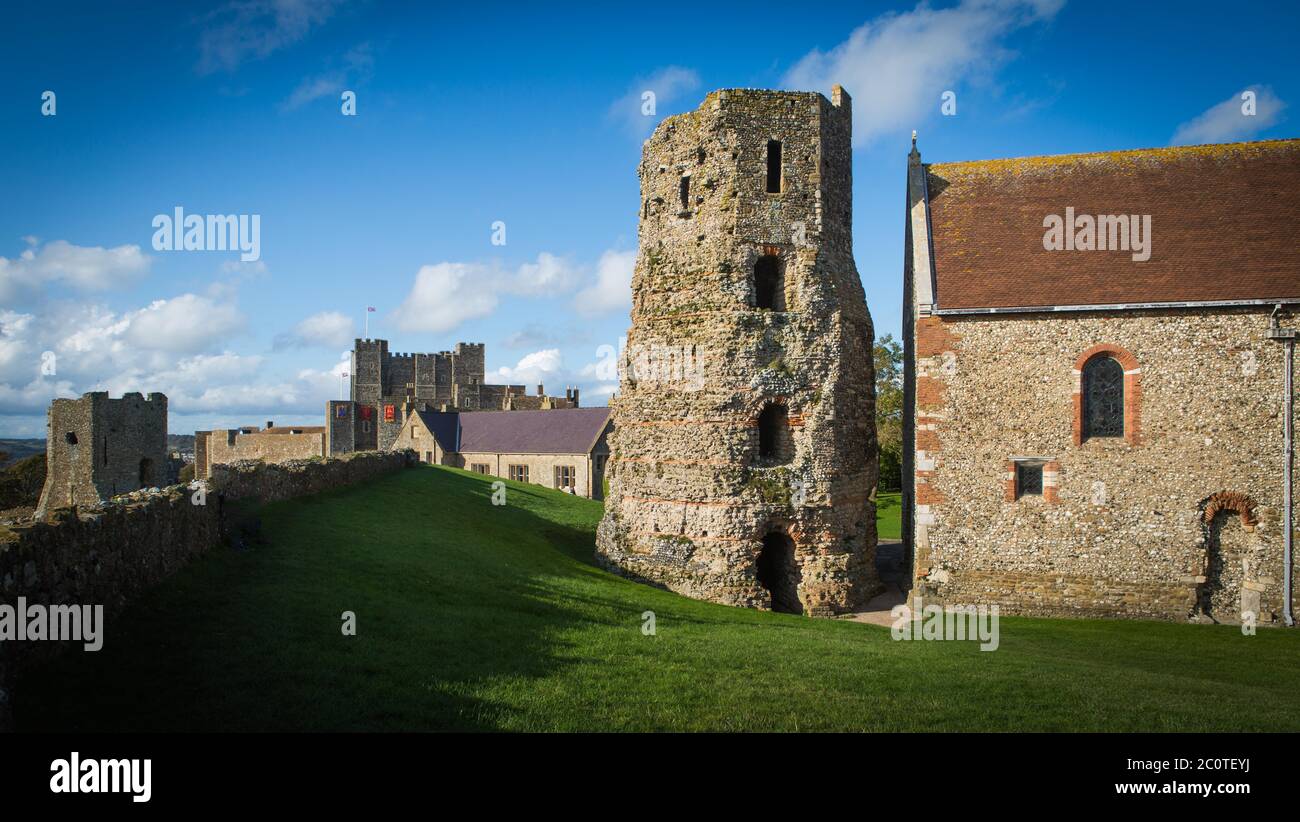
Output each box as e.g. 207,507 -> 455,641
197,0 -> 343,75
122,295 -> 245,353
573,249 -> 635,316
1171,86 -> 1286,145
608,66 -> 701,137
392,253 -> 582,334
783,0 -> 1063,147
488,348 -> 564,387
0,239 -> 151,303
274,310 -> 355,350
281,42 -> 373,111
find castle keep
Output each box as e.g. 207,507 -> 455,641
36,392 -> 169,517
335,338 -> 578,453
904,138 -> 1300,624
596,87 -> 880,616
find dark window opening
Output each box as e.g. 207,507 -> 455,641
64,431 -> 78,445
138,457 -> 154,486
765,140 -> 782,193
753,255 -> 784,310
756,532 -> 802,614
679,175 -> 690,212
757,402 -> 792,464
102,439 -> 108,466
1082,355 -> 1124,439
1015,462 -> 1043,498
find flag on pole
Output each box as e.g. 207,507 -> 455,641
367,307 -> 375,312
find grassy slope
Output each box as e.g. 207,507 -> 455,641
18,466 -> 1300,732
877,491 -> 901,540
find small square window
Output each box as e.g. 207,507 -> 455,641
1015,461 -> 1043,498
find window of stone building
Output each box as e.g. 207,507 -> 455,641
765,140 -> 782,193
471,463 -> 490,474
679,175 -> 690,213
362,420 -> 370,434
1015,461 -> 1044,498
424,451 -> 433,463
138,457 -> 154,486
595,454 -> 607,473
1082,355 -> 1125,439
555,465 -> 576,489
64,431 -> 78,445
508,464 -> 529,483
102,438 -> 108,466
756,531 -> 801,614
753,255 -> 784,311
757,401 -> 793,464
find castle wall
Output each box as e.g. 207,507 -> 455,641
197,427 -> 326,479
1,449 -> 414,731
596,87 -> 878,616
909,307 -> 1298,623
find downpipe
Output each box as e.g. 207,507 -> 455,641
1268,305 -> 1295,627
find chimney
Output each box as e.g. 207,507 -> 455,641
537,384 -> 544,396
266,421 -> 274,429
571,388 -> 580,407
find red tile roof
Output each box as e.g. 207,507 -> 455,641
924,140 -> 1300,310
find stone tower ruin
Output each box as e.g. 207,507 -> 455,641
36,391 -> 169,518
595,86 -> 879,616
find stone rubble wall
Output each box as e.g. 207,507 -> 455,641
910,307 -> 1297,623
597,88 -> 879,616
0,449 -> 415,731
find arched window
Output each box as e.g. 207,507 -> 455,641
753,255 -> 783,310
1082,355 -> 1124,439
757,401 -> 792,464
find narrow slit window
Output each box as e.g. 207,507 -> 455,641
765,140 -> 782,193
679,175 -> 690,211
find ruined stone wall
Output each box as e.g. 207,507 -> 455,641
1,449 -> 415,730
36,392 -> 168,517
1,486 -> 221,731
198,428 -> 326,479
911,307 -> 1298,623
209,449 -> 414,503
596,87 -> 879,616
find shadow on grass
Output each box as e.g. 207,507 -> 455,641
15,466 -> 609,732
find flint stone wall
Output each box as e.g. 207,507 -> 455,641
596,87 -> 879,616
911,307 -> 1297,622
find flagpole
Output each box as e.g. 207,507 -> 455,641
364,309 -> 369,339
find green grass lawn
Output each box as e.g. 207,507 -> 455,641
17,465 -> 1300,732
876,491 -> 901,540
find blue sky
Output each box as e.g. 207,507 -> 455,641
1,0 -> 1295,437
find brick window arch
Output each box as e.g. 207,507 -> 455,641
1073,344 -> 1141,446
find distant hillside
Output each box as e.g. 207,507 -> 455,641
0,435 -> 195,467
0,439 -> 44,468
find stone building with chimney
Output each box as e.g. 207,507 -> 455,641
903,137 -> 1299,624
597,87 -> 879,616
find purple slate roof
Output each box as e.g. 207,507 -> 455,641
456,407 -> 611,455
413,410 -> 462,452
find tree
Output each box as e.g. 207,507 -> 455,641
874,334 -> 904,491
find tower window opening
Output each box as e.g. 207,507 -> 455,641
765,140 -> 782,193
757,402 -> 792,464
679,175 -> 690,212
754,255 -> 784,311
